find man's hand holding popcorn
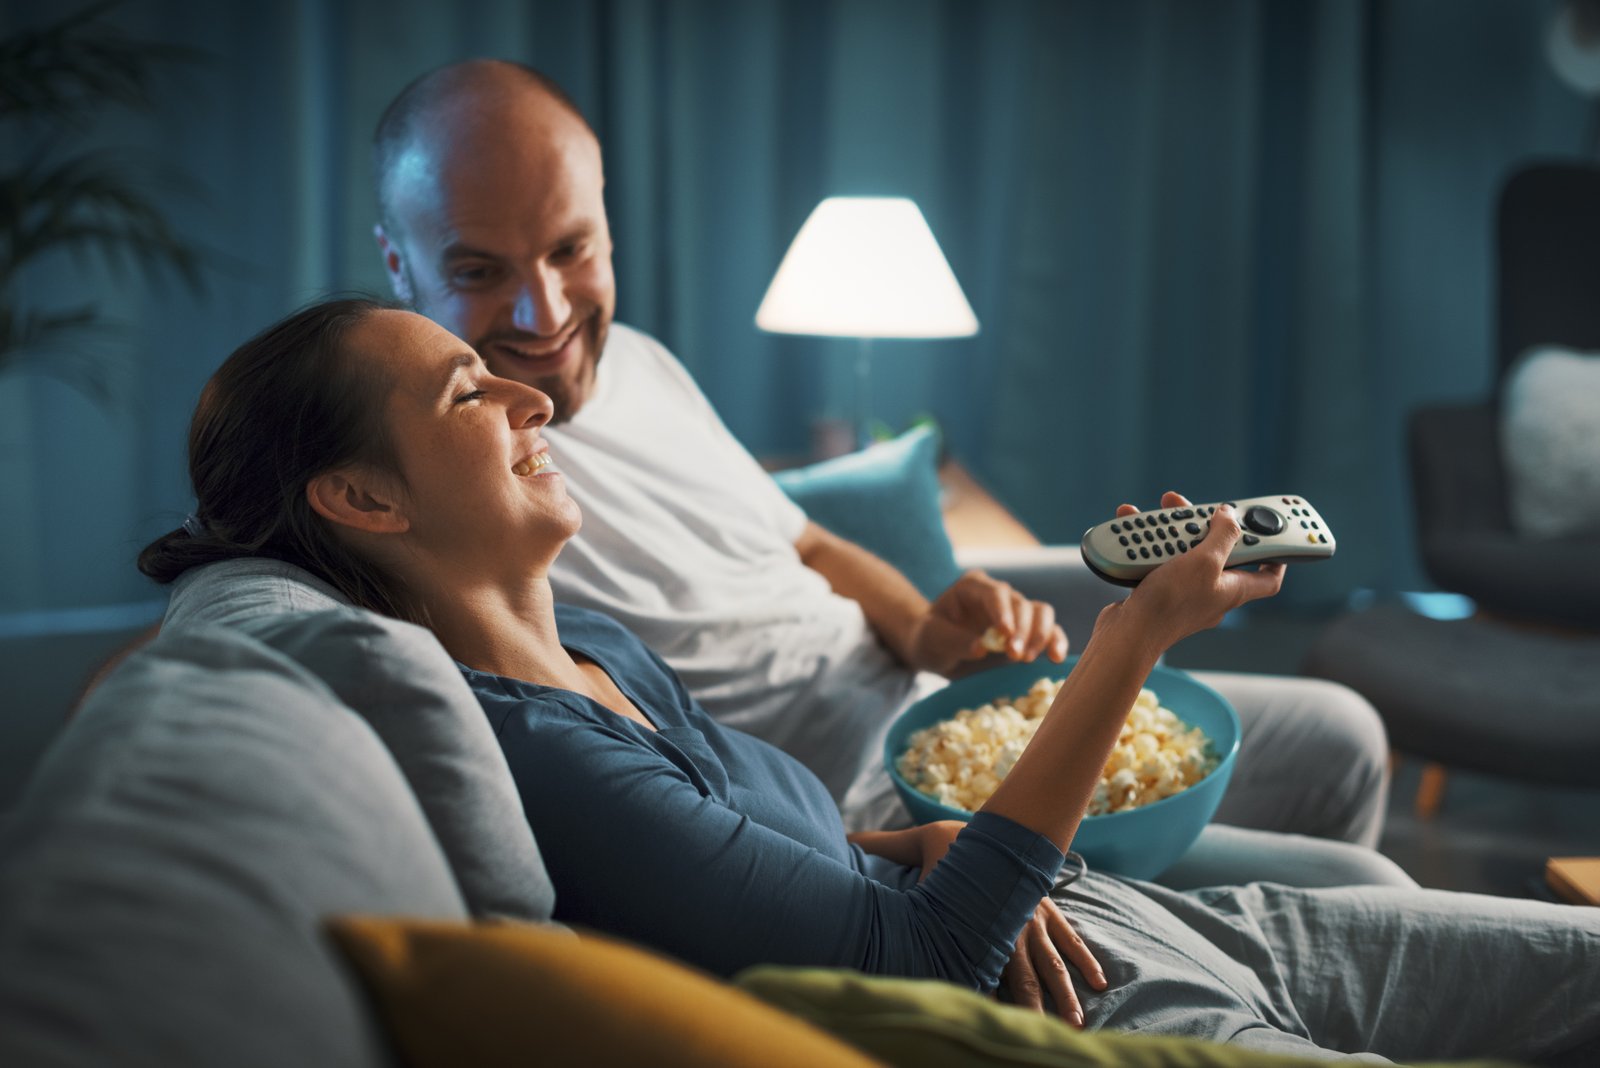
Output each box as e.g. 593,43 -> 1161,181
905,570 -> 1069,677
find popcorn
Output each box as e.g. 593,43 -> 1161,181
896,678 -> 1218,816
979,626 -> 1009,653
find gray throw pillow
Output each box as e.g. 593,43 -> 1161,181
165,555 -> 351,626
1501,346 -> 1600,540
164,558 -> 557,923
0,629 -> 467,1068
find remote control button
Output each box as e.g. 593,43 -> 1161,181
1127,549 -> 1137,560
1140,547 -> 1150,559
1311,521 -> 1320,530
1119,535 -> 1129,546
1184,521 -> 1201,535
1306,534 -> 1317,544
1171,508 -> 1193,519
1110,522 -> 1121,534
1152,544 -> 1164,557
1242,534 -> 1259,546
1167,525 -> 1178,538
1131,532 -> 1142,544
1282,497 -> 1292,505
1300,519 -> 1308,529
1294,498 -> 1302,504
1176,540 -> 1188,552
1243,506 -> 1285,536
1318,534 -> 1327,543
1156,512 -> 1169,524
1134,517 -> 1146,529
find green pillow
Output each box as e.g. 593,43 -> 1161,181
773,423 -> 962,599
732,966 -> 1520,1068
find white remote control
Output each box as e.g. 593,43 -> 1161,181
1080,495 -> 1336,587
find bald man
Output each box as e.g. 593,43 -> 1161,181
369,61 -> 1403,885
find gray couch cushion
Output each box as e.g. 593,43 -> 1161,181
0,629 -> 467,1068
165,558 -> 555,922
1302,604 -> 1600,786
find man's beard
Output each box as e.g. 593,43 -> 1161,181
477,310 -> 609,425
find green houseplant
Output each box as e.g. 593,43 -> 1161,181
0,1 -> 204,404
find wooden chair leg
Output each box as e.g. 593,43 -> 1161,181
1414,762 -> 1449,820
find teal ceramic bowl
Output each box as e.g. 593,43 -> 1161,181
884,656 -> 1239,881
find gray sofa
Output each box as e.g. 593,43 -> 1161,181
0,551 -> 1122,1066
0,561 -> 557,1067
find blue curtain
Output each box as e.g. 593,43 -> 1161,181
0,0 -> 1588,627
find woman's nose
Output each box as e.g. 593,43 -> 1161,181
509,384 -> 554,428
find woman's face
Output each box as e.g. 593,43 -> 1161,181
351,309 -> 581,570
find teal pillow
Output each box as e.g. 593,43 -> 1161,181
773,424 -> 962,599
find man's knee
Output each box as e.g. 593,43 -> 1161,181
1305,678 -> 1389,781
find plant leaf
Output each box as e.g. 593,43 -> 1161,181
0,303 -> 123,407
0,1 -> 201,122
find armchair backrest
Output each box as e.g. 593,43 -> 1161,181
1496,161 -> 1600,382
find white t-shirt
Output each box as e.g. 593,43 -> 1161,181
543,324 -> 926,803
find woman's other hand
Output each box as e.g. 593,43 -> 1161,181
846,820 -> 965,881
1000,896 -> 1108,1026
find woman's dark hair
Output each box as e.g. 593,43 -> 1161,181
138,296 -> 420,622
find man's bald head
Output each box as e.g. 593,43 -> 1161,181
370,59 -> 616,423
372,59 -> 593,236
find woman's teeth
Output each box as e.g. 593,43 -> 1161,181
512,453 -> 553,477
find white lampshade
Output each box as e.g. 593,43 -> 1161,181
755,196 -> 980,338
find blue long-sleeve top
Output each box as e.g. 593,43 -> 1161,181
462,605 -> 1065,987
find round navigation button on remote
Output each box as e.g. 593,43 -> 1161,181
1243,505 -> 1285,536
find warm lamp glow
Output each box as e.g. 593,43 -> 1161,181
755,197 -> 979,339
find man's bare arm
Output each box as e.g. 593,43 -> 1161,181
793,521 -> 1067,676
794,520 -> 928,663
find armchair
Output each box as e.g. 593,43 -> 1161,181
1306,162 -> 1600,817
1408,161 -> 1600,629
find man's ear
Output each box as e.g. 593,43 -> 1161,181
307,467 -> 411,535
374,224 -> 414,304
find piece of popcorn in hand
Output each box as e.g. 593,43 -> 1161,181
980,626 -> 1010,653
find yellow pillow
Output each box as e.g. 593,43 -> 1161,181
325,916 -> 881,1068
734,966 -> 1522,1068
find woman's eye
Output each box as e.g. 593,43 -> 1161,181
455,389 -> 487,404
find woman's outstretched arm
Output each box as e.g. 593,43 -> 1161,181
978,499 -> 1283,851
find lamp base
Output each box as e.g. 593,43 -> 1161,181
854,336 -> 874,450
810,417 -> 857,461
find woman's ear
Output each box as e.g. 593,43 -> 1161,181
306,467 -> 411,534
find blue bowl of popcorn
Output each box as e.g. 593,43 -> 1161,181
884,656 -> 1239,881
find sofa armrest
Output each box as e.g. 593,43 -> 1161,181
955,545 -> 1127,650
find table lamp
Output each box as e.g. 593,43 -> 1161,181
755,196 -> 979,448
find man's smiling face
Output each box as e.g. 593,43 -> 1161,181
376,80 -> 615,424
